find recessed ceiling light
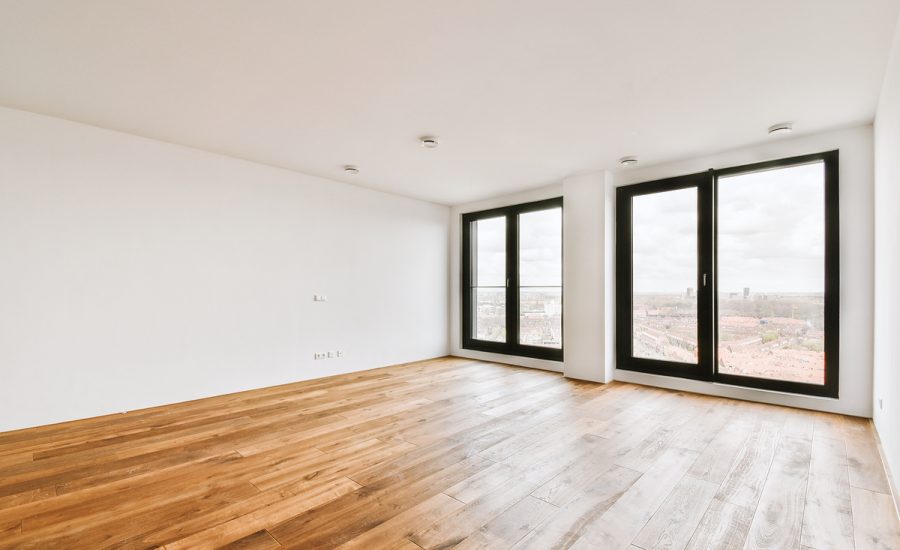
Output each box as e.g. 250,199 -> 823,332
768,122 -> 793,135
343,165 -> 359,175
420,136 -> 439,149
619,156 -> 638,166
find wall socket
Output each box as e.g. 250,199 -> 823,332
313,294 -> 328,302
314,351 -> 343,360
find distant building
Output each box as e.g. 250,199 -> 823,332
685,287 -> 694,298
743,287 -> 750,300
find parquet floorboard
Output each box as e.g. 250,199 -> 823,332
0,356 -> 896,549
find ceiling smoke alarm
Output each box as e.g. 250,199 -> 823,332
768,122 -> 793,135
420,136 -> 439,149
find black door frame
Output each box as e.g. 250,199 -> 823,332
461,197 -> 564,362
616,151 -> 839,398
616,172 -> 715,381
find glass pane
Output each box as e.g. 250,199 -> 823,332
717,162 -> 826,384
519,207 -> 562,348
519,208 -> 562,286
472,216 -> 506,343
519,287 -> 562,348
474,287 -> 506,342
632,188 -> 698,363
475,217 -> 506,287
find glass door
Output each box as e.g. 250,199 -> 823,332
616,151 -> 839,397
518,206 -> 562,349
462,197 -> 564,361
714,156 -> 838,396
616,173 -> 714,380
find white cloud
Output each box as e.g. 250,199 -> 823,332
632,162 -> 825,294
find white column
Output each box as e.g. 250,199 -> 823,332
562,171 -> 613,382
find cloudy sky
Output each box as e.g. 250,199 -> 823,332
632,187 -> 698,294
473,161 -> 825,296
633,162 -> 825,294
474,207 -> 561,288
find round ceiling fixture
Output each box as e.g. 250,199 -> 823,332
343,165 -> 359,175
768,122 -> 793,135
619,156 -> 638,166
420,136 -> 440,149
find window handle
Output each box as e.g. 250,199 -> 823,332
703,273 -> 708,287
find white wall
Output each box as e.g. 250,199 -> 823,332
613,125 -> 874,417
873,16 -> 900,498
0,107 -> 450,432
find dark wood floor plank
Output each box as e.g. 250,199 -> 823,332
220,529 -> 283,549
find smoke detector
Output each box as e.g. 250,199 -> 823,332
420,136 -> 440,149
768,122 -> 793,135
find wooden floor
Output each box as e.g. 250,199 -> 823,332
0,358 -> 897,549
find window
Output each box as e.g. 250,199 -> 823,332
462,198 -> 563,361
616,151 -> 839,397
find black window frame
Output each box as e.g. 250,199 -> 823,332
615,172 -> 715,381
616,151 -> 839,398
462,197 -> 564,362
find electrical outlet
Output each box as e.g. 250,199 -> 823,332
336,350 -> 343,358
327,351 -> 335,358
314,352 -> 327,360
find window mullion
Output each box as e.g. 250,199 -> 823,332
506,210 -> 518,349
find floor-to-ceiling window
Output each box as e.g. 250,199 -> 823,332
616,151 -> 839,397
462,198 -> 563,361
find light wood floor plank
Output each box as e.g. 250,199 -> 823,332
743,435 -> 812,549
569,447 -> 699,549
800,435 -> 854,550
685,497 -> 755,550
850,487 -> 900,550
513,464 -> 642,550
0,357 -> 895,550
453,495 -> 558,550
716,419 -> 782,509
631,475 -> 719,550
843,417 -> 892,494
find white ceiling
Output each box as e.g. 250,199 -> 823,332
1,1 -> 898,205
